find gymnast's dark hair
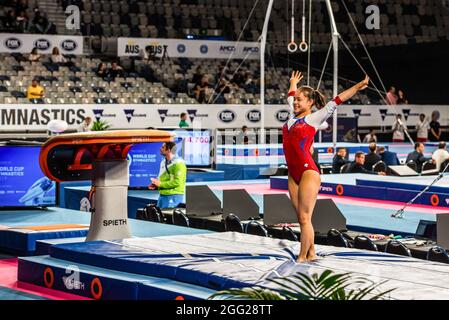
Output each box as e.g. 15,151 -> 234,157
298,86 -> 326,109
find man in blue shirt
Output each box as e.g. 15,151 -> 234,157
378,146 -> 400,166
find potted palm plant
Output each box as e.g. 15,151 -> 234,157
91,119 -> 110,131
209,269 -> 394,300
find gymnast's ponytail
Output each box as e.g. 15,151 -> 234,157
312,89 -> 326,110
298,86 -> 326,110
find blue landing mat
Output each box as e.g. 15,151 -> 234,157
21,233 -> 449,300
18,255 -> 214,300
49,233 -> 297,291
0,207 -> 211,255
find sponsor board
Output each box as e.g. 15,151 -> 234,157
0,33 -> 83,54
118,37 -> 260,59
0,104 -> 445,130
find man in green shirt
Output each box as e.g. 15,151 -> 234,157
149,142 -> 187,208
179,112 -> 189,128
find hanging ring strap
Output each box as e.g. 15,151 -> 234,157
288,0 -> 297,52
299,1 -> 308,52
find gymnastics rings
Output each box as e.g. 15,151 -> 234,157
287,0 -> 309,53
288,41 -> 298,53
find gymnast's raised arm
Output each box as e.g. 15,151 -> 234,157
306,75 -> 370,128
287,71 -> 303,114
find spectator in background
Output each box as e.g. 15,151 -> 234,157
31,9 -> 54,34
378,146 -> 399,166
28,47 -> 40,62
363,128 -> 377,143
173,74 -> 187,94
392,114 -> 406,142
416,113 -> 430,142
364,142 -> 381,171
26,78 -> 44,100
108,61 -> 124,80
378,146 -> 400,166
77,116 -> 93,132
406,142 -> 431,173
216,78 -> 233,96
429,110 -> 442,142
50,46 -> 74,67
15,10 -> 28,32
192,66 -> 203,84
243,71 -> 257,93
386,86 -> 398,105
149,142 -> 187,209
179,112 -> 189,128
332,148 -> 348,173
432,142 -> 449,171
50,47 -> 65,64
348,152 -> 385,175
397,89 -> 408,104
96,62 -> 109,79
232,69 -> 246,87
194,74 -> 210,104
4,10 -> 17,31
239,125 -> 250,144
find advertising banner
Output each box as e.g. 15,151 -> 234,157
0,33 -> 83,54
0,146 -> 56,207
0,104 -> 445,130
117,37 -> 260,59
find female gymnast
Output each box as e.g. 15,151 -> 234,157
283,71 -> 369,263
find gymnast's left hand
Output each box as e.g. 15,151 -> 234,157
289,71 -> 303,86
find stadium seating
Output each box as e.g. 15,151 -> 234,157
0,52 -> 376,104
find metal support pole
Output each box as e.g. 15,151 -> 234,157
325,0 -> 339,151
259,0 -> 274,144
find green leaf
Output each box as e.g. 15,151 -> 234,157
207,269 -> 396,301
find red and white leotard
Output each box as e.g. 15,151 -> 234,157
282,91 -> 342,183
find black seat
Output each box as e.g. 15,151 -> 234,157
282,226 -> 298,242
145,204 -> 163,223
136,208 -> 147,221
422,159 -> 436,172
172,209 -> 189,227
440,159 -> 449,173
340,163 -> 351,173
406,161 -> 417,172
385,240 -> 412,257
224,213 -> 244,233
372,161 -> 386,173
354,235 -> 378,251
245,220 -> 268,237
327,229 -> 351,248
427,246 -> 449,264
